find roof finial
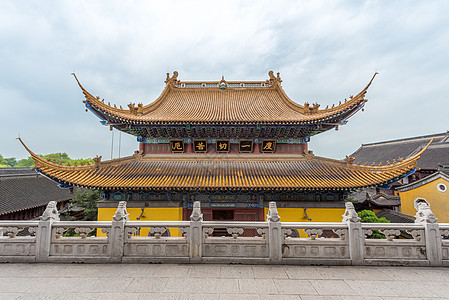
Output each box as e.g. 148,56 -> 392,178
219,76 -> 227,89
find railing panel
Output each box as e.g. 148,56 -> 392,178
0,222 -> 38,259
280,223 -> 350,259
124,221 -> 190,258
440,225 -> 449,261
50,221 -> 111,257
361,223 -> 426,261
202,222 -> 269,258
1,201 -> 449,265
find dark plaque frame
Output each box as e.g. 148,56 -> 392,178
239,140 -> 254,153
216,140 -> 230,153
261,139 -> 276,153
193,139 -> 207,153
170,139 -> 185,153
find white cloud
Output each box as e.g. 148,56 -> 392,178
1,0 -> 448,160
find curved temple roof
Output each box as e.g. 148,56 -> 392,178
19,138 -> 431,192
73,71 -> 377,125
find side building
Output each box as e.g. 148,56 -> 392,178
20,71 -> 427,235
350,132 -> 449,220
0,168 -> 73,220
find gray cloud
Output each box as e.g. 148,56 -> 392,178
1,0 -> 448,160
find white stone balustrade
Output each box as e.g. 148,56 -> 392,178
0,200 -> 448,266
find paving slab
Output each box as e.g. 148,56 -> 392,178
344,279 -> 399,297
309,279 -> 357,296
0,264 -> 449,299
284,266 -> 322,280
253,265 -> 289,278
238,278 -> 278,294
221,265 -> 255,278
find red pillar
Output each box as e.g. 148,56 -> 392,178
301,143 -> 308,153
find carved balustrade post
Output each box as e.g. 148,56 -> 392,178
342,202 -> 364,265
267,202 -> 282,263
36,201 -> 60,262
189,201 -> 203,263
414,200 -> 442,266
110,201 -> 129,262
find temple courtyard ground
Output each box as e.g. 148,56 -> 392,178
0,263 -> 448,299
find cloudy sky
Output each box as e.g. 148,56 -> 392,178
1,1 -> 448,161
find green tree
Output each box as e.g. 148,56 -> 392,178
5,157 -> 17,167
63,189 -> 102,237
358,210 -> 390,239
0,153 -> 95,168
0,155 -> 7,168
42,153 -> 94,166
71,189 -> 102,221
43,153 -> 70,164
15,157 -> 35,167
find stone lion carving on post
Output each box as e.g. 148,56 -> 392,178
267,202 -> 280,222
342,202 -> 360,223
414,199 -> 437,223
41,201 -> 60,221
190,201 -> 203,222
113,201 -> 129,221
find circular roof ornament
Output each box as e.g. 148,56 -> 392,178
437,183 -> 447,193
219,76 -> 227,89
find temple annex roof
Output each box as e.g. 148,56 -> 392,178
19,139 -> 429,192
0,168 -> 72,216
73,71 -> 377,126
350,132 -> 449,170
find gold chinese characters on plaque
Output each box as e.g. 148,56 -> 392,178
216,140 -> 230,153
239,140 -> 253,153
261,140 -> 276,153
193,140 -> 207,153
170,140 -> 185,153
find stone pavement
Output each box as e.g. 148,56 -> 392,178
0,264 -> 448,299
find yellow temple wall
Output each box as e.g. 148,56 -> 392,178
98,206 -> 344,237
263,207 -> 345,237
97,207 -> 183,237
263,207 -> 345,222
399,177 -> 449,222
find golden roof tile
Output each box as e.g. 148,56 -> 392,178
73,71 -> 377,124
19,138 -> 430,191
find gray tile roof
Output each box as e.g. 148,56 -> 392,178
351,188 -> 401,208
350,132 -> 449,170
0,167 -> 35,176
376,209 -> 415,223
0,168 -> 73,216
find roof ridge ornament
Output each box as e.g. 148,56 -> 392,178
219,76 -> 227,90
268,70 -> 282,86
128,103 -> 144,115
303,150 -> 315,158
346,155 -> 355,166
93,155 -> 102,167
303,102 -> 320,115
165,71 -> 179,87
